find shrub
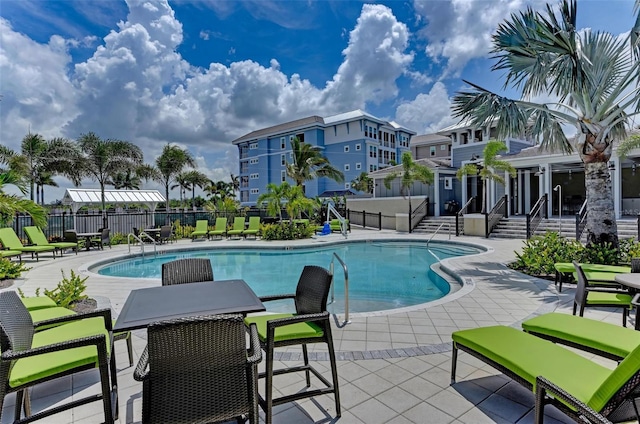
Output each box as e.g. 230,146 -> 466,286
43,269 -> 89,308
509,231 -> 583,276
0,258 -> 31,280
109,232 -> 128,245
579,241 -> 620,265
261,222 -> 314,241
620,238 -> 640,264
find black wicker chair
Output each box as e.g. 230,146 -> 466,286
158,225 -> 172,244
0,291 -> 118,423
573,261 -> 632,326
91,228 -> 111,250
133,314 -> 261,424
161,258 -> 214,286
244,265 -> 341,424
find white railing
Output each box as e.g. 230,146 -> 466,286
329,252 -> 350,325
127,232 -> 157,257
326,202 -> 348,238
427,222 -> 451,247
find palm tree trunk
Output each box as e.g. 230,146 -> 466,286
101,183 -> 108,229
584,161 -> 618,247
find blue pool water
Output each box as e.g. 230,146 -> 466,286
96,241 -> 481,313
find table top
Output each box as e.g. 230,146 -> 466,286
143,228 -> 160,232
113,280 -> 265,332
615,273 -> 640,290
76,232 -> 101,237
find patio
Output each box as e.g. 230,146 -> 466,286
1,229 -> 624,423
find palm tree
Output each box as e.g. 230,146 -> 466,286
20,133 -> 47,201
230,173 -> 240,195
450,0 -> 640,247
257,182 -> 290,222
0,170 -> 47,228
34,170 -> 58,205
171,172 -> 192,207
76,132 -> 143,228
456,140 -> 516,214
154,144 -> 196,215
112,170 -> 142,190
351,172 -> 373,194
183,170 -> 210,209
205,180 -> 234,202
286,137 -> 344,191
284,185 -> 315,221
383,151 -> 434,212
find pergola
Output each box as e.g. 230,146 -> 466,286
61,189 -> 165,229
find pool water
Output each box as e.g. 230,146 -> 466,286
96,241 -> 480,313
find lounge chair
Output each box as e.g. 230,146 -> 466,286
0,228 -> 55,261
522,312 -> 640,361
190,220 -> 209,240
330,218 -> 349,233
23,226 -> 78,256
451,325 -> 640,423
226,217 -> 246,239
0,250 -> 22,261
208,217 -> 228,240
242,216 -> 261,239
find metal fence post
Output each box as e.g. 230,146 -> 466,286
378,212 -> 382,230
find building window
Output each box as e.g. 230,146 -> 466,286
281,171 -> 286,182
440,144 -> 446,151
344,146 -> 349,153
281,137 -> 286,149
249,142 -> 258,150
430,146 -> 436,157
296,133 -> 305,143
448,145 -> 452,152
250,173 -> 259,179
250,188 -> 259,194
289,135 -> 295,142
390,152 -> 396,163
355,143 -> 361,151
356,163 -> 361,170
345,183 -> 351,189
281,154 -> 285,166
369,164 -> 377,172
241,191 -> 249,202
344,164 -> 350,171
241,176 -> 249,188
289,152 -> 293,159
241,162 -> 248,174
250,158 -> 259,164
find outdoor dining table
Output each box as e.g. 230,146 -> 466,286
141,228 -> 160,241
76,232 -> 101,251
614,273 -> 640,330
113,279 -> 266,332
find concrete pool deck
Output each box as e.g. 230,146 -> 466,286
1,228 -> 626,423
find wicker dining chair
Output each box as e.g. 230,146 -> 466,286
133,314 -> 261,424
161,258 -> 214,286
244,265 -> 341,424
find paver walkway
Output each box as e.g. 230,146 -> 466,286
1,229 -> 626,423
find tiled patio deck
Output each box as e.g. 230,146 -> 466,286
1,229 -> 627,423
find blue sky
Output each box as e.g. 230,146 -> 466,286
0,0 -> 635,202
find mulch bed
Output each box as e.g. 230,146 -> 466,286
70,298 -> 97,313
0,280 -> 14,289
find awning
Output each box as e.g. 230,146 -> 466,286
318,189 -> 358,197
62,189 -> 165,213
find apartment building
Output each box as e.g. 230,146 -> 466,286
232,110 -> 415,206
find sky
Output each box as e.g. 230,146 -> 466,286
0,0 -> 635,203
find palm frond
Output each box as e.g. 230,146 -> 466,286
617,134 -> 640,159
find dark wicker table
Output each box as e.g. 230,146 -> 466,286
114,280 -> 265,331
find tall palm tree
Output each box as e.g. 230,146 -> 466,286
154,144 -> 196,215
76,132 -> 143,228
383,151 -> 434,213
183,170 -> 210,209
351,172 -> 373,194
111,170 -> 142,190
34,170 -> 58,206
257,182 -> 290,222
286,137 -> 344,191
450,0 -> 640,247
456,140 -> 516,214
20,133 -> 47,202
204,180 -> 234,202
171,172 -> 192,207
229,173 -> 240,195
0,146 -> 16,173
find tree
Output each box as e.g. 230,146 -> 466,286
0,170 -> 47,228
76,132 -> 143,228
204,180 -> 234,202
450,0 -> 640,247
112,170 -> 142,190
20,133 -> 47,202
171,172 -> 192,207
286,137 -> 344,190
383,151 -> 434,212
230,173 -> 240,194
455,140 -> 516,214
34,170 -> 58,205
154,144 -> 196,216
257,182 -> 290,222
351,172 -> 373,194
284,185 -> 316,221
183,170 -> 210,208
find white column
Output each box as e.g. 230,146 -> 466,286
504,170 -> 511,215
461,174 -> 468,205
612,159 -> 621,218
524,170 -> 531,213
434,171 -> 440,217
545,165 -> 552,217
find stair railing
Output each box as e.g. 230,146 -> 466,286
455,196 -> 476,236
484,195 -> 508,238
329,252 -> 350,325
525,194 -> 548,239
409,197 -> 429,233
575,200 -> 588,241
427,222 -> 451,247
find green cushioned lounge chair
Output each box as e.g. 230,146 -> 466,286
20,296 -> 56,311
0,228 -> 55,261
23,226 -> 78,256
451,325 -> 640,423
523,312 -> 640,361
190,220 -> 209,240
207,217 -> 228,240
242,216 -> 261,239
0,250 -> 22,261
226,217 -> 246,239
0,291 -> 118,423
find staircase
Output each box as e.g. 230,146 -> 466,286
414,216 -> 639,240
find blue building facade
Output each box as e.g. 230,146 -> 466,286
232,110 -> 415,206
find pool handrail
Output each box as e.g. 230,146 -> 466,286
127,232 -> 157,257
329,252 -> 350,324
427,222 -> 451,247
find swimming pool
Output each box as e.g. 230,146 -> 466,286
96,241 -> 482,313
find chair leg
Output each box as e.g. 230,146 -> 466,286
572,302 -> 577,316
302,344 -> 311,387
623,307 -> 628,327
451,343 -> 458,384
265,343 -> 274,424
325,332 -> 341,417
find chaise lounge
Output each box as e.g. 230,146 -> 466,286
451,325 -> 640,423
0,228 -> 55,261
24,226 -> 79,256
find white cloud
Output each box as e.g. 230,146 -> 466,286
395,82 -> 457,134
413,0 -> 544,75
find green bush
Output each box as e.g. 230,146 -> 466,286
0,258 -> 31,280
509,231 -> 583,276
109,232 -> 128,245
261,222 -> 314,240
619,238 -> 640,263
43,269 -> 89,309
579,241 -> 620,265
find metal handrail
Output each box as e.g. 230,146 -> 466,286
127,232 -> 157,257
327,202 -> 348,238
410,197 -> 429,233
455,196 -> 476,236
526,194 -> 548,239
575,200 -> 588,241
329,252 -> 349,325
427,222 -> 451,246
485,195 -> 508,238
